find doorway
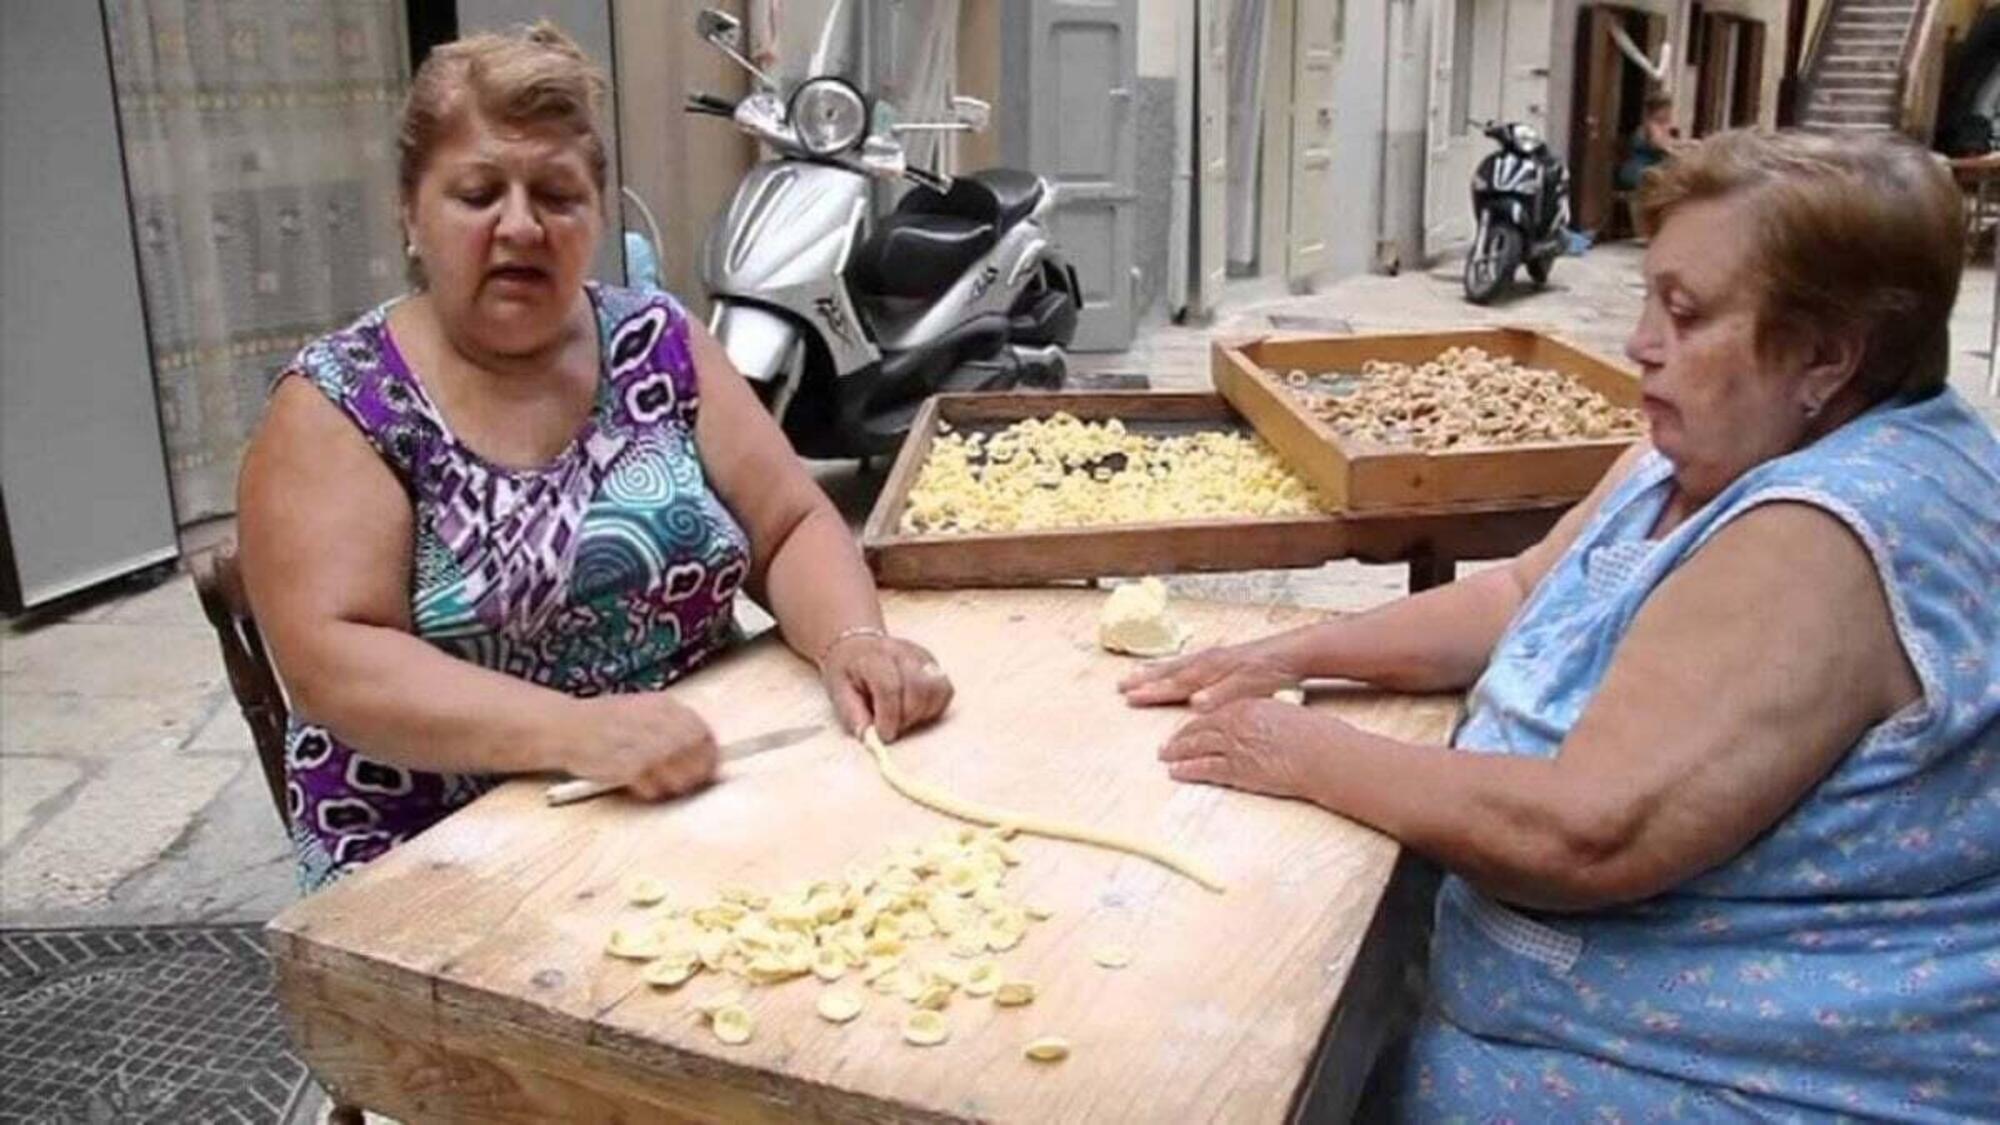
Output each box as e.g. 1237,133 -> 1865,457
1568,3 -> 1667,238
1691,10 -> 1767,135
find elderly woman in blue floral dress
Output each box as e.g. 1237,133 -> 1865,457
1124,130 -> 1997,1121
240,24 -> 951,889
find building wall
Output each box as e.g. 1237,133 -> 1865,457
1695,0 -> 1794,125
610,0 -> 755,314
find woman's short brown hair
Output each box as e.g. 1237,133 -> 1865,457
1636,128 -> 1964,403
397,21 -> 609,202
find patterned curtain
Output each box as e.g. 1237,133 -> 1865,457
103,1 -> 410,524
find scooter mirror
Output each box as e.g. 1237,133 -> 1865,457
696,9 -> 742,48
949,95 -> 991,132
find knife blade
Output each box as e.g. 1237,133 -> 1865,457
543,722 -> 823,806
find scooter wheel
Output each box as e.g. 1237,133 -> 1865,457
1463,223 -> 1523,305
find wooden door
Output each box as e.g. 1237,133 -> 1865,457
1695,12 -> 1732,135
1192,0 -> 1229,319
1732,19 -> 1766,126
1287,0 -> 1342,285
1424,0 -> 1487,255
1569,5 -> 1625,235
1500,0 -> 1553,126
1013,0 -> 1140,351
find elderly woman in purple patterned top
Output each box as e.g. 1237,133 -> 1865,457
239,23 -> 949,836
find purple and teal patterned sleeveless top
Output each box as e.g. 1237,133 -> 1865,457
1403,389 -> 2000,1122
277,284 -> 750,890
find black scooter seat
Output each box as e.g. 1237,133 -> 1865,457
901,168 -> 1045,232
846,170 -> 1044,302
846,215 -> 994,301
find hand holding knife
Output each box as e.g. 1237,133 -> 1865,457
544,723 -> 821,806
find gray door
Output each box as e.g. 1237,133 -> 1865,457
1006,0 -> 1140,352
1,0 -> 178,606
1192,0 -> 1229,320
1287,0 -> 1342,284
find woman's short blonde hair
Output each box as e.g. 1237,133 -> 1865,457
397,21 -> 609,201
1636,129 -> 1964,402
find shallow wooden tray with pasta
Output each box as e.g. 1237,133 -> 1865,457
1214,328 -> 1644,513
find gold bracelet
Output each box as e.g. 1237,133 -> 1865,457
815,624 -> 888,668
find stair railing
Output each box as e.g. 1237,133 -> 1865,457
1895,0 -> 1946,140
1797,0 -> 1841,103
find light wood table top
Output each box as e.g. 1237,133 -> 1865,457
269,588 -> 1462,1123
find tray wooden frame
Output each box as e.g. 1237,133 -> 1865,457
1213,328 -> 1641,512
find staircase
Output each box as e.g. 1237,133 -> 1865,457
1799,0 -> 1918,133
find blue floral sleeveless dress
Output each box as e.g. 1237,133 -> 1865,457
277,284 -> 751,890
1403,390 -> 2000,1122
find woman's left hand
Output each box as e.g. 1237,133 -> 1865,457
1158,699 -> 1345,800
820,634 -> 954,741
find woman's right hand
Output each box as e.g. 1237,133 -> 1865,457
1118,638 -> 1302,712
563,693 -> 720,799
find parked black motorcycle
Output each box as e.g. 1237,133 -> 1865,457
1463,120 -> 1573,305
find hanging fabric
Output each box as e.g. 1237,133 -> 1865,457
103,1 -> 410,525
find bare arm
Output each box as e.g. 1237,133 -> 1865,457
1125,442 -> 1653,705
1168,501 -> 1921,911
688,321 -> 882,662
689,320 -> 951,738
239,378 -> 585,774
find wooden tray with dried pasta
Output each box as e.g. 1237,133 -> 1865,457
1214,328 -> 1644,512
861,392 -> 1349,587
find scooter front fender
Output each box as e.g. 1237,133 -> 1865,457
703,161 -> 879,376
708,300 -> 799,385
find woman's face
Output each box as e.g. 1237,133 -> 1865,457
405,110 -> 602,357
1624,196 -> 1822,501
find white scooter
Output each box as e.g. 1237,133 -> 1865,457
688,9 -> 1080,459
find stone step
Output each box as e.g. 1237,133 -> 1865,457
1825,28 -> 1909,43
1832,9 -> 1914,25
1808,86 -> 1897,104
1800,108 -> 1901,126
1819,54 -> 1901,71
1813,72 -> 1899,90
1800,121 -> 1900,135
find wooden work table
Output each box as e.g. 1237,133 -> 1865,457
268,589 -> 1462,1123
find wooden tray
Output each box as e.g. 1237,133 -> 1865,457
1213,328 -> 1641,512
861,392 -> 1352,587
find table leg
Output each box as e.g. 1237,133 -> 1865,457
1407,551 -> 1456,593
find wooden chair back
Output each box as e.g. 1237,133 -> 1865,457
188,542 -> 291,822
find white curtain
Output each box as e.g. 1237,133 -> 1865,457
103,1 -> 410,525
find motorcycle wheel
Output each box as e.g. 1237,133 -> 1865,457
1527,253 -> 1554,288
1464,222 -> 1523,305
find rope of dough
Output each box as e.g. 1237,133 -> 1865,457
860,727 -> 1226,893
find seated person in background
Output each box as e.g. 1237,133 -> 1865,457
1617,90 -> 1683,192
1126,129 -> 1997,1120
239,23 -> 952,890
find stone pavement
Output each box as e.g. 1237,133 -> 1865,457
1,242 -> 1991,933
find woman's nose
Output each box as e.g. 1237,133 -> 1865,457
495,185 -> 543,245
1626,306 -> 1664,367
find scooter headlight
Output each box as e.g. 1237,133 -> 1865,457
789,78 -> 868,156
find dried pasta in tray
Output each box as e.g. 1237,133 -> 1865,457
897,413 -> 1326,536
1278,346 -> 1643,452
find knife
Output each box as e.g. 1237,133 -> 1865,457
543,723 -> 823,806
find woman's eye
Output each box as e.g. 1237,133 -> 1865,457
455,188 -> 498,207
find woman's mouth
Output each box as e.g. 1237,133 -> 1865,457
487,264 -> 549,286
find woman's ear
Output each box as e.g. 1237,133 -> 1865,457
1798,327 -> 1866,415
